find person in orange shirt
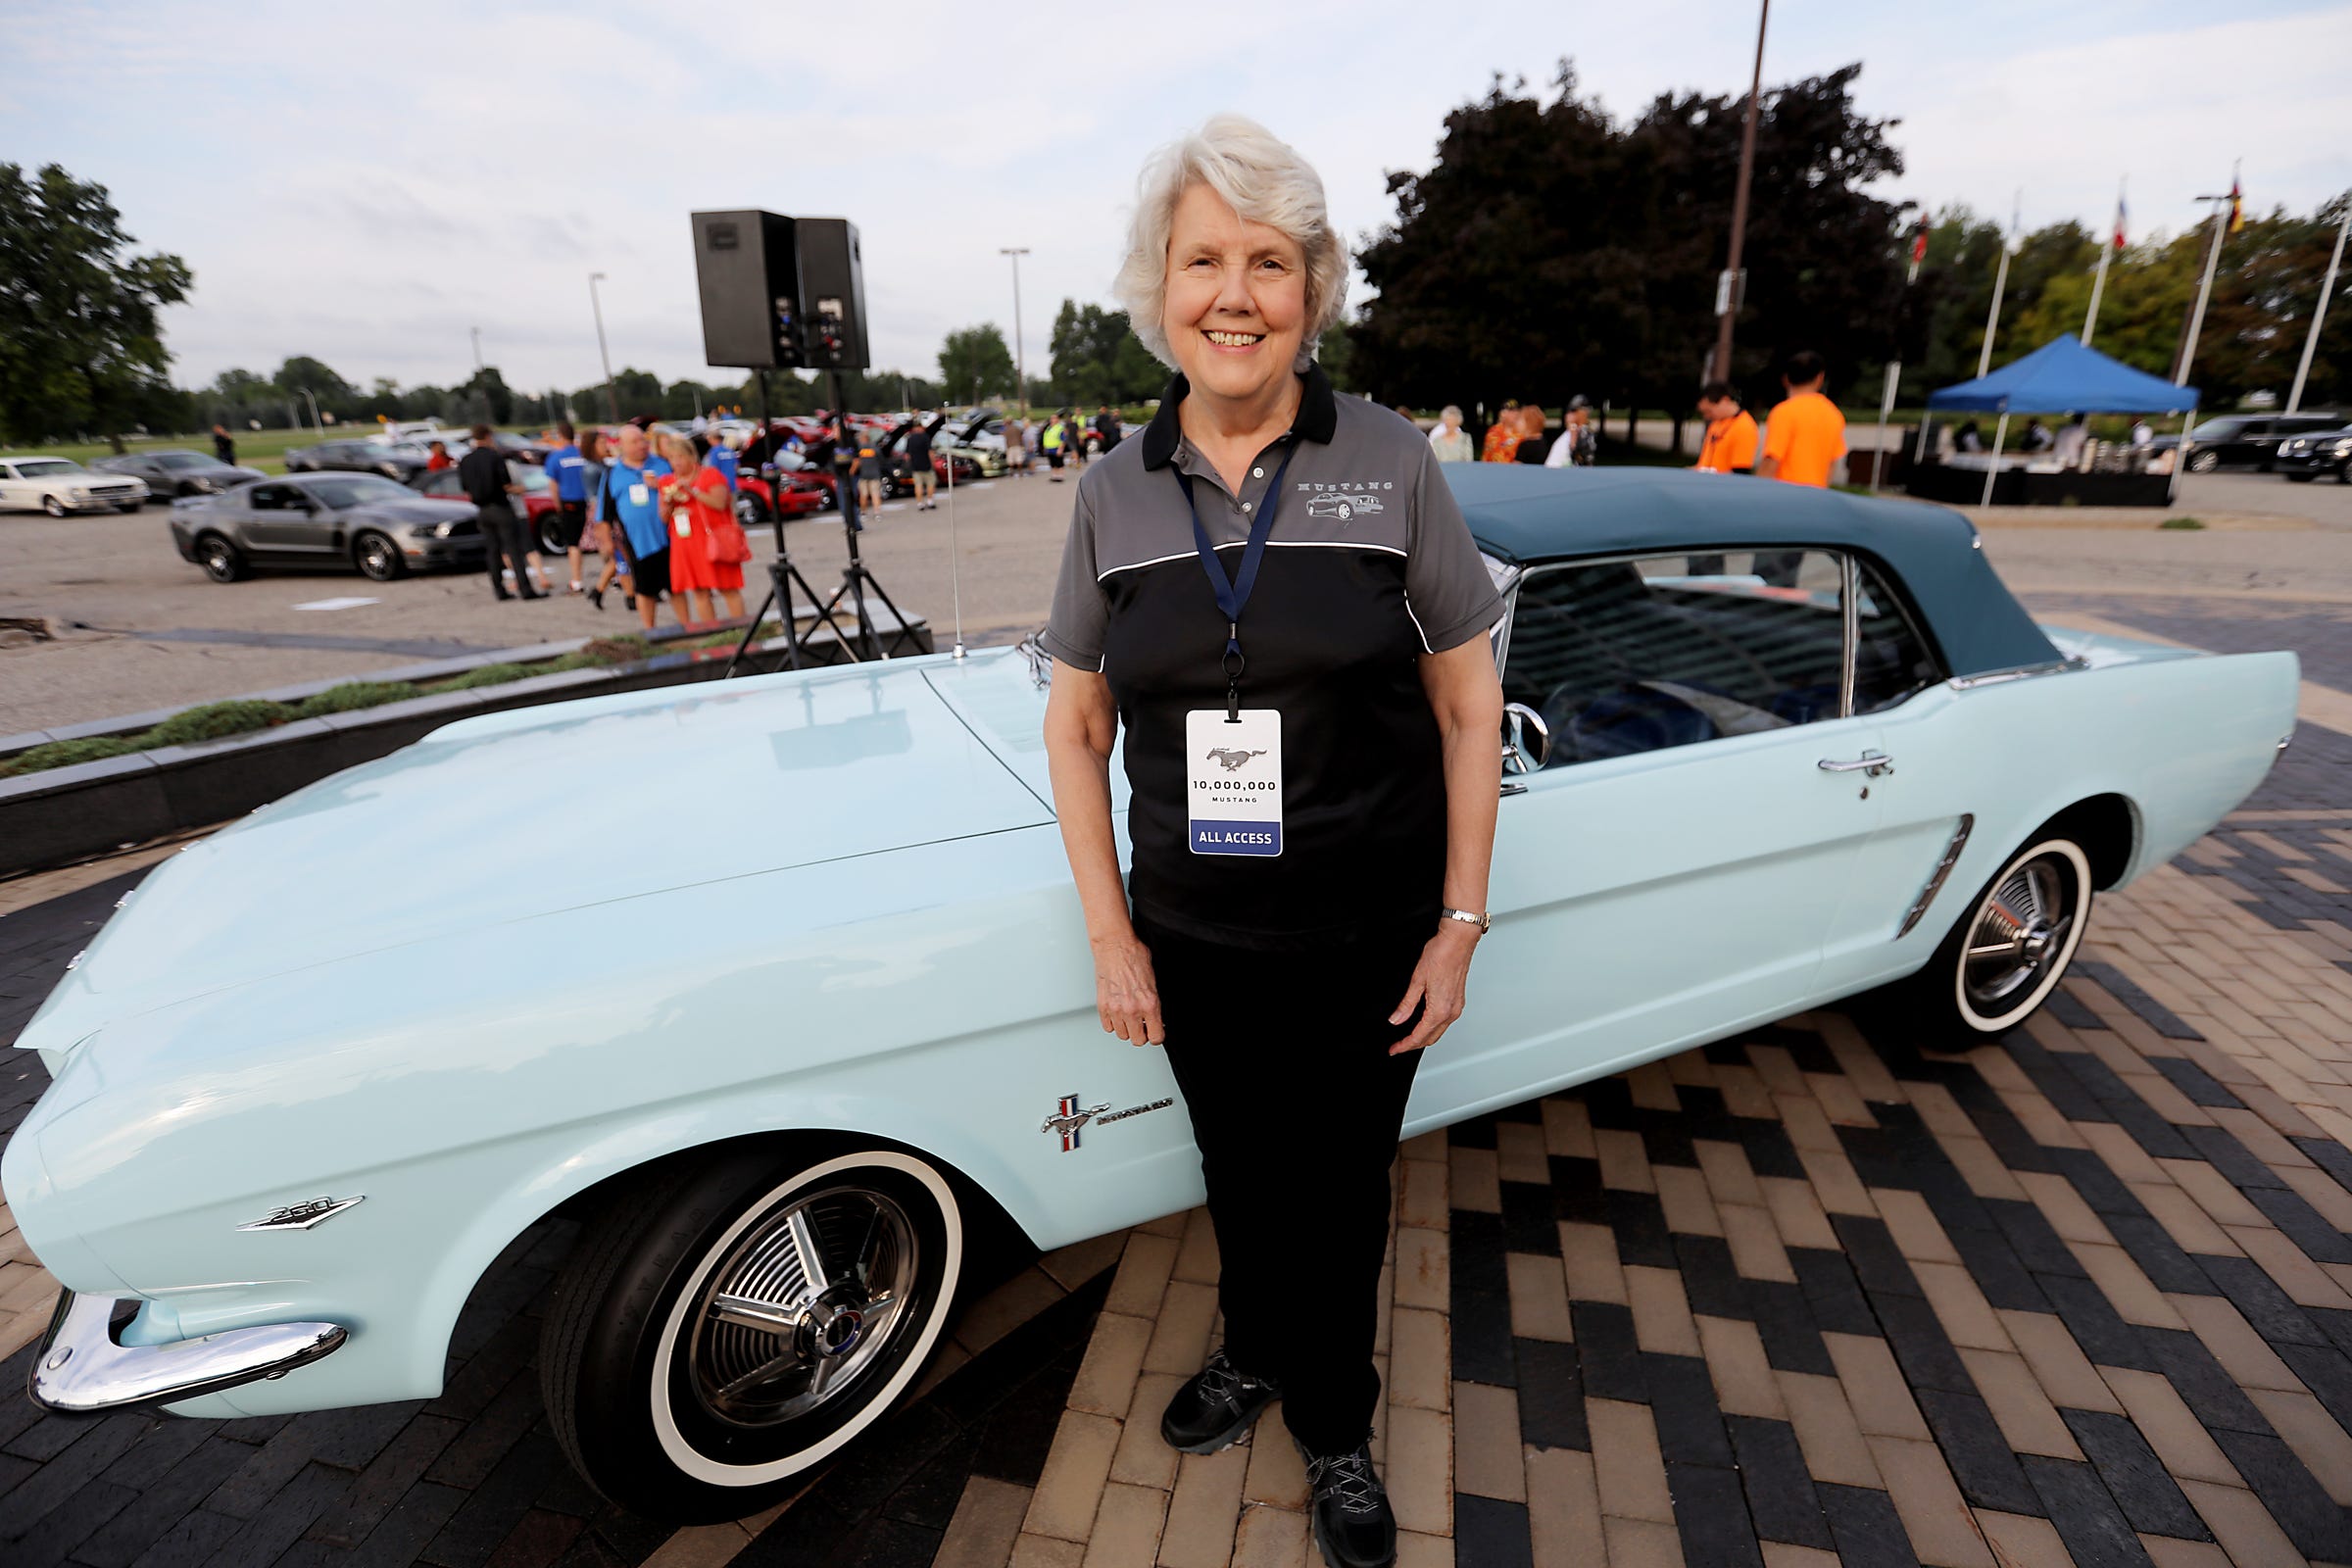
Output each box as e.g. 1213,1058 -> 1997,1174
1757,351 -> 1846,486
1481,399 -> 1524,462
1693,381 -> 1757,473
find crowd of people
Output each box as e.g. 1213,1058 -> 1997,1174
1416,348 -> 1849,492
449,416 -> 754,631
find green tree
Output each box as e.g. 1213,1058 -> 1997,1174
939,324 -> 1017,403
1049,301 -> 1164,405
452,366 -> 514,424
0,163 -> 193,447
1352,63 -> 1910,416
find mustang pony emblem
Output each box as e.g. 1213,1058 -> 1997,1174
1043,1095 -> 1112,1152
1202,748 -> 1266,772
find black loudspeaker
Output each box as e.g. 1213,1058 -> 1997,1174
793,219 -> 869,371
691,209 -> 802,369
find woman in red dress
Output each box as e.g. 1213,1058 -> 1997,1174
655,432 -> 748,622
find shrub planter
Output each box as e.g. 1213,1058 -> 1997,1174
0,612 -> 929,877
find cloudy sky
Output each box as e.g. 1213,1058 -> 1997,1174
11,0 -> 2351,400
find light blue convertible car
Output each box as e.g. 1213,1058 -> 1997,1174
4,466 -> 2299,1520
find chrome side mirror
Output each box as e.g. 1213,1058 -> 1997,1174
1502,702 -> 1550,775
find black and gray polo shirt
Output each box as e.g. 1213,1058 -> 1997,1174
1044,366 -> 1504,949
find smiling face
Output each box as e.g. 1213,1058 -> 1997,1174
617,427 -> 649,466
1161,182 -> 1308,409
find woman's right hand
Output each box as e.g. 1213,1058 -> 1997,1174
1092,933 -> 1164,1048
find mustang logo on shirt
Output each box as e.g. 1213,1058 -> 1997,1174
1203,748 -> 1267,772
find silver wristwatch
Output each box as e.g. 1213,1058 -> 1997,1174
1440,907 -> 1492,935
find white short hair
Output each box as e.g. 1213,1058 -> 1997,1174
1113,115 -> 1347,373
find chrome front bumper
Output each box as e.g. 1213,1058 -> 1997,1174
27,1290 -> 349,1414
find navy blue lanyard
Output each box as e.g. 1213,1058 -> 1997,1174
1175,443 -> 1298,720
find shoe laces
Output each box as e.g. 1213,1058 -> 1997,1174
1304,1445 -> 1384,1516
1195,1348 -> 1268,1409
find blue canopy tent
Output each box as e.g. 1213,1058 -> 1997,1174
1923,335 -> 2200,504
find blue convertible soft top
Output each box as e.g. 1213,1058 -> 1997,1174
1443,465 -> 2059,678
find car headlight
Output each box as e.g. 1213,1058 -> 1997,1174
2334,439 -> 2352,455
70,487 -> 87,501
192,477 -> 215,491
433,521 -> 458,538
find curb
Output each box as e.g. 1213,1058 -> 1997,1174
0,613 -> 930,878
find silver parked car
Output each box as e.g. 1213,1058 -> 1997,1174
168,471 -> 483,583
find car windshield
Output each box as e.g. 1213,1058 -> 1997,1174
310,475 -> 414,508
358,444 -> 404,460
2190,419 -> 2251,440
154,453 -> 211,469
15,460 -> 83,477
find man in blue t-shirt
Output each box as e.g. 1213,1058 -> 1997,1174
542,421 -> 593,596
705,437 -> 739,491
592,425 -> 674,631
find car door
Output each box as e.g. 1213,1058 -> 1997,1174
241,481 -> 332,558
1407,547 -> 1886,1126
0,463 -> 24,511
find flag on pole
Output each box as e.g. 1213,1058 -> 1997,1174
2111,191 -> 2128,251
2228,174 -> 2244,234
1908,215 -> 1929,283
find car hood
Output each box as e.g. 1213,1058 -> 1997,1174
17,655 -> 1055,1054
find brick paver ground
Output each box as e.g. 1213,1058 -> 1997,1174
3,595 -> 2351,1567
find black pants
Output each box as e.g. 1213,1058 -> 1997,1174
1143,914 -> 1427,1455
478,505 -> 534,596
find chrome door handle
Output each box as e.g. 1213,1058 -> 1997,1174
1818,751 -> 1894,777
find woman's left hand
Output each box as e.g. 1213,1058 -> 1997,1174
1388,921 -> 1480,1055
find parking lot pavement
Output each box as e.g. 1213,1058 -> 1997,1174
3,565 -> 2352,1567
0,476 -> 1077,734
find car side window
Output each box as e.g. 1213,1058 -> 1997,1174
1501,550 -> 1848,768
1852,559 -> 1944,712
249,484 -> 290,511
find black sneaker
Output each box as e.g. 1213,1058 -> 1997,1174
1299,1441 -> 1396,1568
1158,1348 -> 1280,1454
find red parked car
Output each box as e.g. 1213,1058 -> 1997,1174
407,466 -> 592,557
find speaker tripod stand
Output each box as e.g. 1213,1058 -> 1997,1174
723,367 -> 920,674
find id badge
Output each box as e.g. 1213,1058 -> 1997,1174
1186,709 -> 1282,857
628,483 -> 650,506
673,512 -> 692,537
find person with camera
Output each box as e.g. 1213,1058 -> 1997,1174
1039,115 -> 1504,1568
653,431 -> 748,623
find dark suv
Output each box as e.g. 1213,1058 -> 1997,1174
2181,413 -> 2344,472
284,439 -> 426,481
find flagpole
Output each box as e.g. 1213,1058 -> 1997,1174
2083,179 -> 2122,347
1979,194 -> 2020,380
2286,203 -> 2350,416
2176,192 -> 2230,387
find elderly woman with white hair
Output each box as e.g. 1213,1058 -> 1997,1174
1429,404 -> 1474,463
1039,116 -> 1504,1568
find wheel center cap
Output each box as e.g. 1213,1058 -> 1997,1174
802,1292 -> 866,1357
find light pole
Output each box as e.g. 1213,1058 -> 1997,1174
1001,247 -> 1031,417
470,326 -> 484,373
588,271 -> 618,423
1710,0 -> 1769,384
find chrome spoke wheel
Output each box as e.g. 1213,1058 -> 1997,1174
1957,845 -> 2087,1021
682,1183 -> 918,1429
